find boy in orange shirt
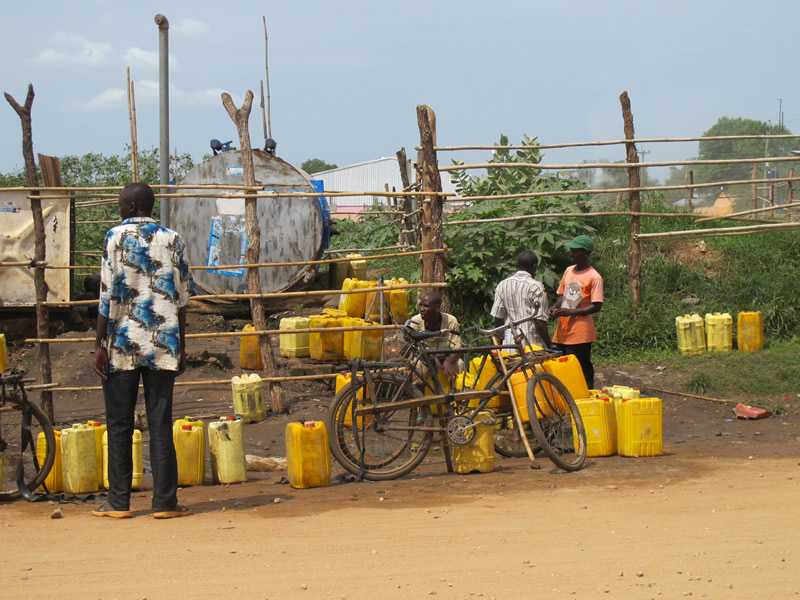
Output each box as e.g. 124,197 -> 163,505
549,235 -> 603,388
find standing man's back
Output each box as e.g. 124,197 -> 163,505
93,182 -> 193,519
491,251 -> 551,349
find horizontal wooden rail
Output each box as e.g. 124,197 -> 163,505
40,282 -> 447,308
440,155 -> 800,173
693,201 -> 800,223
193,248 -> 447,271
635,221 -> 800,241
25,324 -> 402,344
442,175 -> 800,204
444,211 -> 782,227
430,133 -> 800,152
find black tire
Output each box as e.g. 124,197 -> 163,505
0,394 -> 56,500
481,374 -> 541,458
326,374 -> 433,481
526,372 -> 587,472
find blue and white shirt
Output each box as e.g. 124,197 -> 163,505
99,217 -> 193,372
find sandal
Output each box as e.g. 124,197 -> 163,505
153,505 -> 192,519
92,502 -> 134,519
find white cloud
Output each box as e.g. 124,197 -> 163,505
82,87 -> 126,110
172,17 -> 210,36
76,82 -> 235,111
122,47 -> 179,71
30,33 -> 112,68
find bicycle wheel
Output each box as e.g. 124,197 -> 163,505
526,372 -> 586,471
0,395 -> 56,500
327,374 -> 433,481
481,374 -> 541,458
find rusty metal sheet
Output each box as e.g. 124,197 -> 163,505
0,190 -> 70,306
172,151 -> 323,296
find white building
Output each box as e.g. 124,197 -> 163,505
309,156 -> 458,216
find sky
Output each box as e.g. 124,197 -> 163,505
2,0 -> 799,182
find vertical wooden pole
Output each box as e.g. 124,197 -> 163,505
396,147 -> 416,247
687,170 -> 694,213
619,91 -> 641,305
4,84 -> 54,423
752,163 -> 758,210
788,168 -> 794,216
769,184 -> 775,218
416,105 -> 448,311
221,91 -> 285,414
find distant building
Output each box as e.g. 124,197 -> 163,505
308,157 -> 458,217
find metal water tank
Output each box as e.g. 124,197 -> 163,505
171,150 -> 329,296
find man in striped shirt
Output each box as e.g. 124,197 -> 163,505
490,251 -> 551,350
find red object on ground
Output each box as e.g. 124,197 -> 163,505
733,404 -> 771,419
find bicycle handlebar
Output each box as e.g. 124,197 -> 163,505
403,312 -> 541,344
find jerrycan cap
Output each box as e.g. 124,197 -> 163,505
181,424 -> 193,430
558,356 -> 568,362
303,421 -> 316,427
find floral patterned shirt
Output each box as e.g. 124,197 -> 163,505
99,217 -> 193,371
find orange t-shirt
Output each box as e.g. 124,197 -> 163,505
553,265 -> 604,344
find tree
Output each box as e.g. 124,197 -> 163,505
301,158 -> 337,174
695,117 -> 794,184
446,134 -> 595,322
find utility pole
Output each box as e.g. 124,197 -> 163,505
778,99 -> 783,129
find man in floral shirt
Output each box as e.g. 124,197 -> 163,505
93,183 -> 193,519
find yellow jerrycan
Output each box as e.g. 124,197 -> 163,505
617,397 -> 663,457
737,311 -> 763,352
239,324 -> 263,370
452,411 -> 495,474
60,424 -> 99,494
285,421 -> 331,489
37,430 -> 63,493
232,373 -> 267,423
675,314 -> 706,355
173,417 -> 206,486
572,396 -> 617,457
102,430 -> 144,490
705,312 -> 732,352
208,416 -> 247,485
279,317 -> 310,358
86,421 -> 106,489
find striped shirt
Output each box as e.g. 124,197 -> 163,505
490,271 -> 549,347
99,217 -> 193,372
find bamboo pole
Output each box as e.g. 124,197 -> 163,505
687,170 -> 694,213
430,134 -> 800,152
752,163 -> 758,210
636,221 -> 800,241
620,91 -> 642,305
327,244 -> 412,253
263,16 -> 271,140
445,211 -> 699,227
644,386 -> 737,405
126,67 -> 137,182
16,187 -> 452,198
51,373 -> 343,393
789,168 -> 794,216
437,175 -> 800,205
41,281 -> 448,308
770,184 -> 775,218
694,201 -> 800,223
192,248 -> 447,271
25,324 -> 402,345
440,155 -> 800,173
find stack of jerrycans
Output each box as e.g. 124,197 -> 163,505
601,385 -> 662,457
173,417 -> 206,486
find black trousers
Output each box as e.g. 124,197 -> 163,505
102,368 -> 178,511
552,342 -> 595,389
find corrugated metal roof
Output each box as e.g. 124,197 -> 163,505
310,157 -> 456,211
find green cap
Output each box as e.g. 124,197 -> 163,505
566,235 -> 594,252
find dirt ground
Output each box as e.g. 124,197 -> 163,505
1,308 -> 799,599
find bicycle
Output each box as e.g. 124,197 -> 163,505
0,370 -> 56,500
326,314 -> 587,481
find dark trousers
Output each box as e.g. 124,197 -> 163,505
552,342 -> 595,389
102,368 -> 178,511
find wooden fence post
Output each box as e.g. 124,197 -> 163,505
687,170 -> 694,213
416,105 -> 448,310
221,90 -> 286,414
4,84 -> 55,423
619,91 -> 642,305
752,163 -> 758,210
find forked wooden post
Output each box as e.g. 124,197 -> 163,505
221,90 -> 286,414
620,91 -> 642,305
416,104 -> 449,311
4,84 -> 54,423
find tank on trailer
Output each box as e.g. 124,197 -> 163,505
172,150 -> 329,297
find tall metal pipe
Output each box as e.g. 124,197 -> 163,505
154,14 -> 170,227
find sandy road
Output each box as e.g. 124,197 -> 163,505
2,449 -> 799,600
